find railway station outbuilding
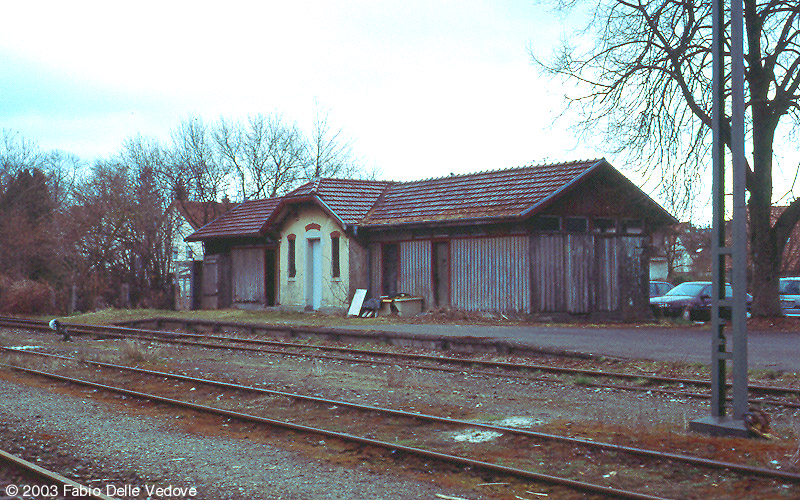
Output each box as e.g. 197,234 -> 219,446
186,158 -> 676,320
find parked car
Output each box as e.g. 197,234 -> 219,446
649,281 -> 674,297
779,277 -> 800,317
650,281 -> 752,322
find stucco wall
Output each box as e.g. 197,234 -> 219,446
279,205 -> 351,312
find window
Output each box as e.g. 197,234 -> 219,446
331,235 -> 340,278
288,236 -> 296,278
621,219 -> 643,234
564,217 -> 588,233
530,215 -> 560,231
593,218 -> 616,233
186,245 -> 194,259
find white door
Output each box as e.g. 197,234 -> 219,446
306,238 -> 322,310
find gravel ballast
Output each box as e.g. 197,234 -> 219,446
0,378 -> 477,500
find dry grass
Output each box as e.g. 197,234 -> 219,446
26,305 -> 800,334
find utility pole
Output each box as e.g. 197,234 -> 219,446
690,0 -> 750,437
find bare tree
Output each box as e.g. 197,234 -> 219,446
537,0 -> 800,316
41,150 -> 83,210
303,105 -> 361,180
1,130 -> 40,185
119,137 -> 174,306
262,114 -> 305,197
167,116 -> 230,204
215,114 -> 304,199
67,160 -> 135,307
214,117 -> 247,200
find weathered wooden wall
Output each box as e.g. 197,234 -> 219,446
530,234 -> 647,318
232,247 -> 265,305
201,253 -> 231,309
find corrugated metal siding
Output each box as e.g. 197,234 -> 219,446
451,236 -> 529,313
399,240 -> 432,306
232,247 -> 265,304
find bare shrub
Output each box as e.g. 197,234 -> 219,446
121,341 -> 149,363
0,278 -> 54,314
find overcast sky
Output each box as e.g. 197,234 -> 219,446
1,1 -> 606,178
6,1 -> 798,221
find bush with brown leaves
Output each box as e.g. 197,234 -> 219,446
0,278 -> 54,314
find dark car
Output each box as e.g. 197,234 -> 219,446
649,281 -> 674,297
650,281 -> 751,322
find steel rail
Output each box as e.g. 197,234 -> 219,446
3,317 -> 799,412
4,346 -> 799,484
5,319 -> 798,412
0,362 -> 672,500
2,317 -> 799,398
0,449 -> 118,500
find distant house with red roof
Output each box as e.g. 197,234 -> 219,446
186,159 -> 676,319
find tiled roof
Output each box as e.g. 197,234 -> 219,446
172,200 -> 234,229
187,179 -> 392,241
288,178 -> 394,224
185,159 -> 667,240
185,197 -> 282,241
360,160 -> 603,225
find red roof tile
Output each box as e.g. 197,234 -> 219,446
187,179 -> 392,241
291,178 -> 394,224
360,160 -> 603,225
172,200 -> 234,229
185,198 -> 282,241
185,159 -> 671,240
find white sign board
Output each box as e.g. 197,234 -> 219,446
347,289 -> 367,316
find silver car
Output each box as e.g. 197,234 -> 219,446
779,277 -> 800,316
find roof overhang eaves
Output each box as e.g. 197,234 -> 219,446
182,200 -> 247,241
185,230 -> 265,242
260,194 -> 347,231
357,213 -> 522,231
519,159 -> 606,219
519,158 -> 678,226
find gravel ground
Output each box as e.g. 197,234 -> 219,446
0,379 -> 479,500
1,326 -> 799,500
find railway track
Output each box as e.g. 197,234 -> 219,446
0,448 -> 116,500
2,346 -> 799,498
4,345 -> 800,483
2,316 -> 799,410
1,360 -> 673,500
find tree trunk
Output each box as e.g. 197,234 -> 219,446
749,229 -> 781,316
747,98 -> 781,316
